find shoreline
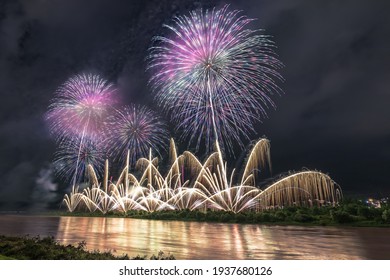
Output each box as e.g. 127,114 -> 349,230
10,207 -> 389,228
3,199 -> 389,228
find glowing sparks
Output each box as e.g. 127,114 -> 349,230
54,6 -> 341,215
148,5 -> 284,153
103,104 -> 169,167
53,136 -> 105,184
46,73 -> 117,185
62,138 -> 342,213
46,73 -> 117,142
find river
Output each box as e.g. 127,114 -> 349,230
0,215 -> 389,259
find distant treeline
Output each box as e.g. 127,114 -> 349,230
62,199 -> 390,226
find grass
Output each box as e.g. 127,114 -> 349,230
0,254 -> 15,260
0,235 -> 175,260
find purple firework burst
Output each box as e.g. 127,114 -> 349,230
103,104 -> 169,167
46,73 -> 117,142
148,5 -> 283,154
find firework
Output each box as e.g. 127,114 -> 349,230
63,138 -> 342,214
148,5 -> 283,153
53,136 -> 105,185
46,73 -> 117,142
46,73 -> 116,185
103,104 -> 169,167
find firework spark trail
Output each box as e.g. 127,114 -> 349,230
53,136 -> 105,184
46,73 -> 117,141
72,123 -> 88,187
59,7 -> 343,214
148,5 -> 284,154
103,104 -> 169,167
46,73 -> 116,185
62,138 -> 342,213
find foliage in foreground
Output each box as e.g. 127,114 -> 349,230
0,235 -> 174,260
0,254 -> 14,260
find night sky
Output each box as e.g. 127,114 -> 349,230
0,0 -> 389,211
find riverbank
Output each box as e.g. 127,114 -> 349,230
1,214 -> 390,260
42,200 -> 390,227
0,235 -> 174,260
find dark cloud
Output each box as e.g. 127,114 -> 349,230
30,164 -> 58,211
238,0 -> 390,196
0,0 -> 389,210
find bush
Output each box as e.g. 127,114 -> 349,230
274,211 -> 287,221
178,210 -> 189,218
343,204 -> 359,216
235,213 -> 247,223
382,210 -> 390,223
330,210 -> 354,223
219,212 -> 233,222
195,211 -> 206,220
357,206 -> 371,218
0,235 -> 174,260
311,207 -> 321,215
205,211 -> 219,221
259,212 -> 271,222
245,212 -> 256,223
292,211 -> 314,223
284,206 -> 298,213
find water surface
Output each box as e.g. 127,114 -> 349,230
0,215 -> 389,259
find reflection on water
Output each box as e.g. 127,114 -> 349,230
0,215 -> 389,259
